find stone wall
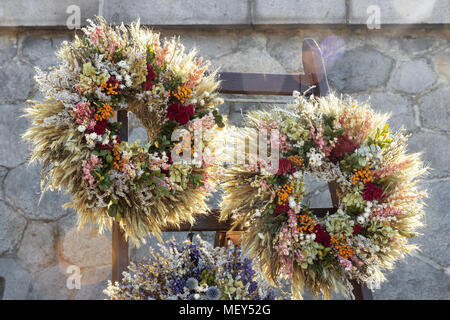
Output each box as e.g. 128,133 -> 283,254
0,1 -> 449,300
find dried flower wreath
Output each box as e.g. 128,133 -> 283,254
104,235 -> 284,300
23,17 -> 224,245
220,92 -> 428,299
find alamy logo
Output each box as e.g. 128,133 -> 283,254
66,265 -> 82,290
367,5 -> 381,30
170,127 -> 280,173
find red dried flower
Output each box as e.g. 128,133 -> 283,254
166,103 -> 195,125
329,135 -> 359,163
353,224 -> 364,234
362,182 -> 383,201
276,158 -> 296,176
274,204 -> 290,215
313,224 -> 331,247
90,119 -> 108,135
145,62 -> 157,91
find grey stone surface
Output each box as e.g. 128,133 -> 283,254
0,0 -> 99,27
2,0 -> 449,27
0,31 -> 17,65
353,92 -> 416,132
419,86 -> 450,132
5,163 -> 73,220
57,212 -> 78,237
104,0 -> 250,26
302,174 -> 331,207
0,104 -> 31,167
401,36 -> 441,56
349,0 -> 450,25
410,180 -> 450,266
253,0 -> 346,24
59,225 -> 111,268
17,221 -> 58,273
129,127 -> 148,144
267,35 -> 304,73
168,32 -> 238,63
407,132 -> 450,179
212,46 -> 286,73
0,59 -> 34,101
229,111 -> 245,127
79,265 -> 111,287
0,200 -> 27,256
28,264 -> 73,300
0,166 -> 6,200
373,255 -> 450,300
433,50 -> 450,81
391,59 -> 437,94
207,189 -> 223,209
327,46 -> 394,92
22,35 -> 69,69
74,279 -> 108,300
0,258 -> 32,299
304,185 -> 333,208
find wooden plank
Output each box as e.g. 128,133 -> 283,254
351,279 -> 374,300
218,72 -> 314,96
163,207 -> 338,232
328,181 -> 339,208
163,210 -> 233,232
111,110 -> 129,283
302,38 -> 330,96
214,232 -> 227,247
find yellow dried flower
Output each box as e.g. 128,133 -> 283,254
169,84 -> 192,104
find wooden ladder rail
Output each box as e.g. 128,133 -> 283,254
111,38 -> 373,300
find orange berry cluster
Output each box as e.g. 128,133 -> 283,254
100,81 -> 119,95
288,155 -> 304,168
350,164 -> 373,184
112,144 -> 121,170
296,214 -> 315,233
331,235 -> 354,258
169,84 -> 192,104
276,183 -> 294,205
95,103 -> 115,121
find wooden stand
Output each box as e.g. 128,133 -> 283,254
111,38 -> 373,300
111,110 -> 129,283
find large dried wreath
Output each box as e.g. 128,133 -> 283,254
220,92 -> 428,299
23,17 -> 224,245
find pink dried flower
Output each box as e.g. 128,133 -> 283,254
155,42 -> 170,67
89,26 -> 104,46
337,256 -> 353,271
370,204 -> 402,218
372,160 -> 412,179
185,66 -> 207,89
310,126 -> 333,157
387,192 -> 427,201
82,153 -> 102,186
74,102 -> 94,125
